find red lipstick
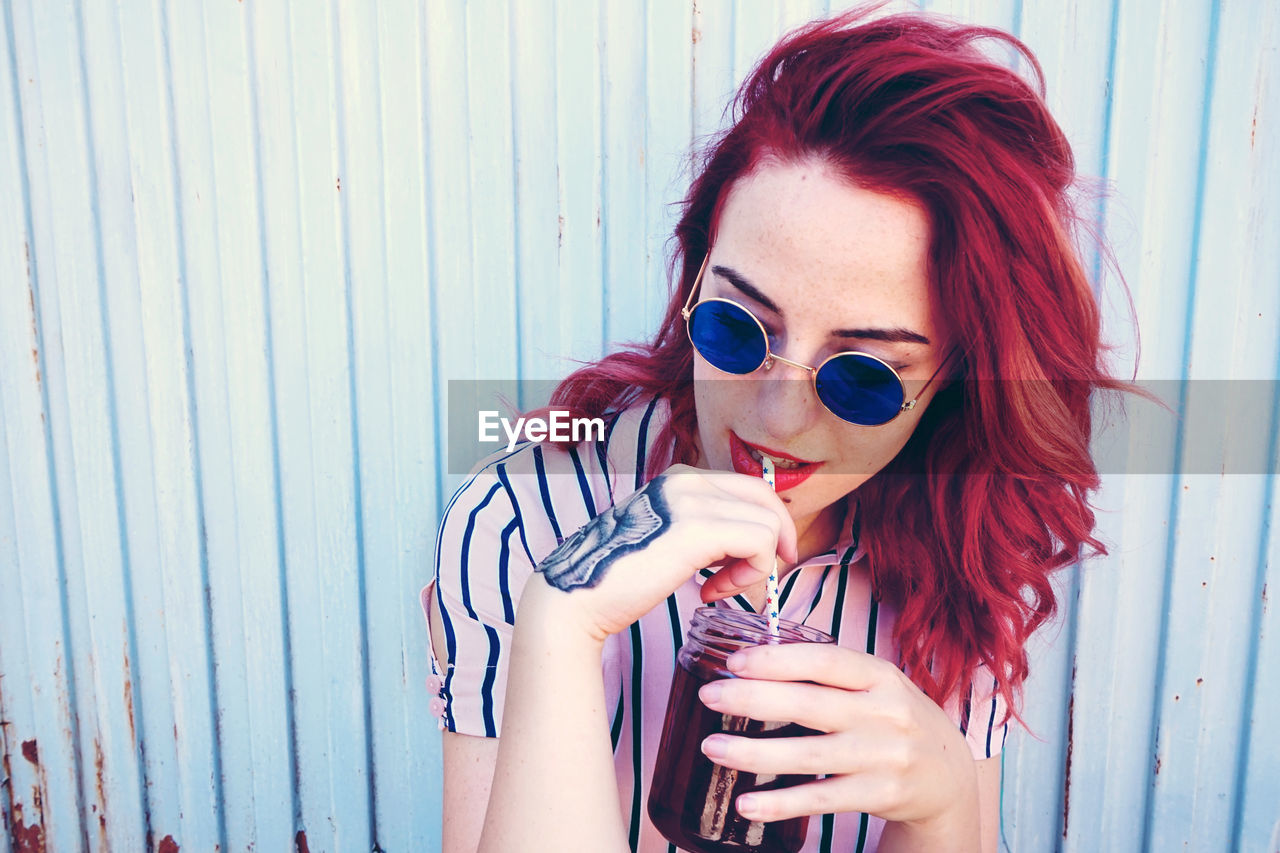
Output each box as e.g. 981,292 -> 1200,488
728,431 -> 821,490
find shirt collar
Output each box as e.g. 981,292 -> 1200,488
789,494 -> 863,570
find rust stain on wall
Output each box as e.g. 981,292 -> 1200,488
1,718 -> 12,837
25,241 -> 41,390
1062,690 -> 1074,839
123,630 -> 137,747
9,803 -> 45,852
295,829 -> 310,852
7,737 -> 49,852
93,737 -> 108,844
157,834 -> 180,852
124,678 -> 135,746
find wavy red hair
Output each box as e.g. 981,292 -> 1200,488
544,8 -> 1132,720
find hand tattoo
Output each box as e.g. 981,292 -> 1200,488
537,480 -> 671,591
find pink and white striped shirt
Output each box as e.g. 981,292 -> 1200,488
425,397 -> 1006,853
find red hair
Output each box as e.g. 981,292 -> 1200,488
545,8 -> 1133,720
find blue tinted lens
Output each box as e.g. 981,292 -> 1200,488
815,353 -> 905,425
687,300 -> 768,374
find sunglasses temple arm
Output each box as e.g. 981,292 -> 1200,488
681,255 -> 710,319
904,348 -> 958,410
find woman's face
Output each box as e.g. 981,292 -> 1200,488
692,158 -> 946,547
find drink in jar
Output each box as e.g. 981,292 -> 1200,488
648,607 -> 835,853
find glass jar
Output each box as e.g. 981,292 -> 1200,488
648,607 -> 835,853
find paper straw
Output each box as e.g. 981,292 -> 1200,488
760,457 -> 781,638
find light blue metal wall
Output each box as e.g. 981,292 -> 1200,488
0,1 -> 1275,851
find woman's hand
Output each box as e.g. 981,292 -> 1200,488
695,643 -> 982,848
528,463 -> 798,641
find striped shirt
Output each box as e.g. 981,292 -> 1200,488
425,397 -> 1007,853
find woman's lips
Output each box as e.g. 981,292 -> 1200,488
728,431 -> 821,490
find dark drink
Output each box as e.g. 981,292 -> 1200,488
648,608 -> 835,853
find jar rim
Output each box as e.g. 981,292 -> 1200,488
689,606 -> 835,647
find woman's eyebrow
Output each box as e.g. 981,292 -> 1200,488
714,264 -> 783,313
712,264 -> 932,346
833,326 -> 932,345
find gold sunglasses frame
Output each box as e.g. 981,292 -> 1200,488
680,254 -> 952,425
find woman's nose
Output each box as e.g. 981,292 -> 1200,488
754,359 -> 822,440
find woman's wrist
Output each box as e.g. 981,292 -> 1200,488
879,758 -> 981,852
517,576 -> 611,651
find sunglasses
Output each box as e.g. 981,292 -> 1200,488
681,255 -> 951,426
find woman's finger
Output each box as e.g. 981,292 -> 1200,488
679,467 -> 798,561
725,641 -> 901,692
673,499 -> 787,573
698,559 -> 769,602
700,730 -> 860,777
732,775 -> 891,824
697,676 -> 876,734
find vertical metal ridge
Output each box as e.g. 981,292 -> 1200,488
510,0 -> 525,396
598,1 -> 611,349
420,5 -> 444,517
1,2 -> 89,846
1060,2 -> 1123,843
70,0 -> 155,842
328,1 -> 379,845
729,0 -> 738,84
593,2 -> 606,361
367,0 -> 398,840
1056,566 -> 1082,846
642,0 -> 651,325
1140,0 -> 1223,847
1049,545 -> 1080,845
157,0 -> 228,845
462,0 -> 476,378
1229,328 -> 1280,849
372,3 -> 436,842
689,0 -> 697,160
242,0 -> 304,832
1089,0 -> 1123,293
194,5 -> 269,842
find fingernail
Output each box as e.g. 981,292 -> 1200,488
699,681 -> 723,705
701,735 -> 728,760
726,652 -> 746,673
736,794 -> 759,818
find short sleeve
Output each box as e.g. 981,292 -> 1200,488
424,468 -> 537,738
953,670 -> 1009,760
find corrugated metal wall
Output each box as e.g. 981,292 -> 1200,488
0,0 -> 1275,851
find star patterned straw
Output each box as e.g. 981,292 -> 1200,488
760,456 -> 781,639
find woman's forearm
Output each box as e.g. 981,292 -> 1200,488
479,581 -> 629,853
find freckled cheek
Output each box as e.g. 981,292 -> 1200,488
693,368 -> 729,466
694,364 -> 757,416
827,422 -> 918,478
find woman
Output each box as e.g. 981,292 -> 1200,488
426,9 -> 1127,852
